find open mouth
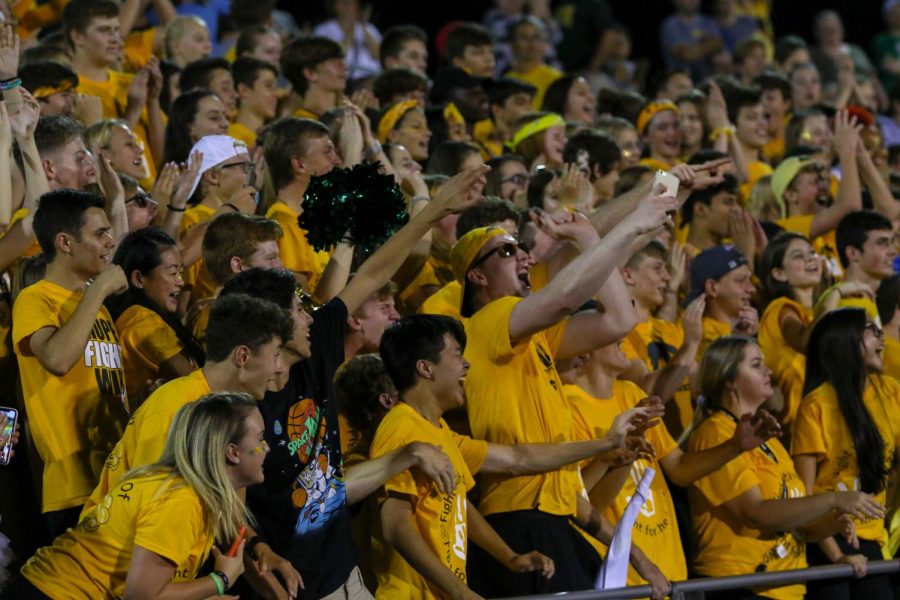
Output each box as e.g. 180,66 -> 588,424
517,271 -> 531,290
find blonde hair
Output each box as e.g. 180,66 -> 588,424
83,119 -> 130,156
125,392 -> 257,542
746,175 -> 782,221
164,15 -> 208,60
678,336 -> 754,447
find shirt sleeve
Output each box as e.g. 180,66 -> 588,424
791,394 -> 827,457
134,484 -> 208,566
369,418 -> 420,505
690,418 -> 761,507
470,297 -> 530,363
449,430 -> 488,475
124,312 -> 184,366
12,287 -> 60,354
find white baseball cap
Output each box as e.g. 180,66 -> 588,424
185,135 -> 251,199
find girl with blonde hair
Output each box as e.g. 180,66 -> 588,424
9,393 -> 270,599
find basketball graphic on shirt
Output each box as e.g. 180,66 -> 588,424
286,398 -> 324,463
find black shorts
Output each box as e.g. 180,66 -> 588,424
466,509 -> 601,597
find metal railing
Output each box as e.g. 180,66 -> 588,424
510,559 -> 900,599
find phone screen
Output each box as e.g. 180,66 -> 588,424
0,407 -> 17,465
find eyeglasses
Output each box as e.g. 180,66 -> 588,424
219,161 -> 255,175
865,322 -> 884,340
125,192 -> 158,208
295,286 -> 320,313
471,242 -> 519,268
500,173 -> 529,187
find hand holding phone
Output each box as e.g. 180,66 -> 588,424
653,170 -> 679,198
0,407 -> 18,465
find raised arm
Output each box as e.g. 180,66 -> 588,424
809,110 -> 863,240
337,165 -> 488,314
27,265 -> 128,375
508,191 -> 678,345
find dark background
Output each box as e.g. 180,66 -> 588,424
278,0 -> 887,79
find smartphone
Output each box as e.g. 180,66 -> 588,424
653,170 -> 679,198
0,406 -> 17,466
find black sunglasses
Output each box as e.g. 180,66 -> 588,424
471,242 -> 519,269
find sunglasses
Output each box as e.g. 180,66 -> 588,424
125,192 -> 158,208
471,242 -> 519,269
294,286 -> 320,313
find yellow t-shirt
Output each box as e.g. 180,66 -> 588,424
417,280 -> 464,321
124,28 -> 158,72
565,381 -> 687,585
622,317 -> 694,435
885,336 -> 900,382
698,316 -> 731,363
116,305 -> 191,406
791,376 -> 900,545
186,298 -> 214,352
776,214 -> 841,279
179,204 -> 218,308
370,402 -> 488,599
506,64 -> 562,109
228,121 -> 258,149
2,207 -> 41,257
398,258 -> 442,304
293,107 -> 320,120
689,411 -> 807,600
84,369 -> 211,515
76,70 -> 157,179
266,201 -> 331,295
639,157 -> 677,172
464,296 -> 577,517
741,160 -> 774,202
758,297 -> 812,427
473,119 -> 503,159
24,473 -> 212,598
13,280 -> 128,512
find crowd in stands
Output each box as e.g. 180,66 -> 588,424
1,0 -> 900,599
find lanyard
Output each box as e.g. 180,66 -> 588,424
715,407 -> 779,464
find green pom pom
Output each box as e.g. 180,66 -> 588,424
299,162 -> 409,253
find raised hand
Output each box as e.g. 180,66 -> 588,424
150,162 -> 178,207
531,208 -> 599,247
730,409 -> 782,452
171,150 -> 203,209
8,88 -> 40,140
832,109 -> 861,156
557,163 -> 594,212
0,24 -> 20,81
431,164 -> 490,215
145,56 -> 163,102
681,293 -> 705,347
620,185 -> 679,236
126,68 -> 150,111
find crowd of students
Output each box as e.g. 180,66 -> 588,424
0,0 -> 900,599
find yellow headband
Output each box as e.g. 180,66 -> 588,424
443,102 -> 465,126
377,100 -> 419,144
508,113 -> 565,152
31,79 -> 75,100
636,100 -> 679,135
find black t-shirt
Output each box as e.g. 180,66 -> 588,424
248,297 -> 357,599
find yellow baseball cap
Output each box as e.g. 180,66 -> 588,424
450,226 -> 506,317
770,156 -> 819,207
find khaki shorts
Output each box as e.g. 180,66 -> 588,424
320,566 -> 374,600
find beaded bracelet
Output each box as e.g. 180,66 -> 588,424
0,78 -> 21,92
209,572 -> 225,596
214,570 -> 230,590
709,125 -> 736,142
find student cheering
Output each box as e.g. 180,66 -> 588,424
7,392 -> 266,599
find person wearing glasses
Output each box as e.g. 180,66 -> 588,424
119,174 -> 160,233
106,227 -> 204,410
8,393 -> 266,600
177,135 -> 258,312
485,155 -> 530,209
793,308 -> 900,599
448,186 -> 679,598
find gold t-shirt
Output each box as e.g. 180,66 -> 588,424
13,280 -> 128,512
566,381 -> 687,585
417,280 -> 463,321
24,473 -> 212,598
84,369 -> 211,515
369,402 -> 488,599
464,296 -> 577,517
689,411 -> 807,600
792,376 -> 900,545
179,204 -> 218,308
758,297 -> 812,427
265,201 -> 331,295
115,305 -> 191,406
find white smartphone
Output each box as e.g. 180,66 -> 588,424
0,406 -> 17,465
653,170 -> 679,197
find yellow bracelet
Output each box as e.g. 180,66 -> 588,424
709,126 -> 736,141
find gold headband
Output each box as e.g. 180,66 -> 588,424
376,100 -> 419,144
443,102 -> 465,126
636,100 -> 679,135
508,113 -> 565,152
31,79 -> 75,100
